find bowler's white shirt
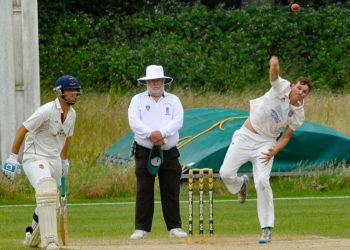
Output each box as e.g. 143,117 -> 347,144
128,91 -> 184,150
23,98 -> 76,158
249,77 -> 304,138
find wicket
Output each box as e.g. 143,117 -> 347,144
188,168 -> 214,244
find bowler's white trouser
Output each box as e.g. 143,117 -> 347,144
22,153 -> 62,191
220,126 -> 276,228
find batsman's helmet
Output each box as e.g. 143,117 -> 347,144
53,75 -> 81,105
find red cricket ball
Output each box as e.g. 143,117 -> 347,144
291,3 -> 300,12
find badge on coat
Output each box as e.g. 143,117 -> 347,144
163,103 -> 172,116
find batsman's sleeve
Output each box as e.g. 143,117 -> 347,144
128,95 -> 152,139
22,105 -> 50,132
160,95 -> 184,138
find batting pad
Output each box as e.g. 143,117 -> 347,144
36,177 -> 58,248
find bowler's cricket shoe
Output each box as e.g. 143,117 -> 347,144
23,225 -> 41,247
169,228 -> 187,238
238,175 -> 249,203
258,228 -> 272,244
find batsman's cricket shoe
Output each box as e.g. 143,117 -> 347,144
23,225 -> 41,247
130,230 -> 147,239
238,175 -> 249,203
169,228 -> 187,238
258,228 -> 272,244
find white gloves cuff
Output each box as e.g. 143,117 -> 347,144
62,159 -> 69,165
9,153 -> 18,162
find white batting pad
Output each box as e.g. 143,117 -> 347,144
36,177 -> 58,248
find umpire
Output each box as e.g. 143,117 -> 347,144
128,65 -> 187,239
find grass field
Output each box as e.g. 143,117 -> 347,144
1,90 -> 350,249
1,195 -> 350,249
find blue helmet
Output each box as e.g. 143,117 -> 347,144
54,75 -> 81,105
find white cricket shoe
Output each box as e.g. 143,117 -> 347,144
258,228 -> 272,244
130,230 -> 147,239
23,226 -> 41,247
38,240 -> 59,250
46,242 -> 59,250
169,228 -> 187,238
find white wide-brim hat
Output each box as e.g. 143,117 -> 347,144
137,65 -> 173,85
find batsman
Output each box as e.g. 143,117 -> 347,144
1,75 -> 81,250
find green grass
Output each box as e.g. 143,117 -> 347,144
1,195 -> 350,249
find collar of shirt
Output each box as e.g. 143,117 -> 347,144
143,91 -> 169,98
148,93 -> 165,98
54,98 -> 63,110
54,98 -> 72,118
290,101 -> 304,111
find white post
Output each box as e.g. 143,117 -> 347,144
21,0 -> 40,119
0,0 -> 40,164
0,0 -> 17,164
13,0 -> 25,126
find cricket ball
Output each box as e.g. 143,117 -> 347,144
291,3 -> 300,12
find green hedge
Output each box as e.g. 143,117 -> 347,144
39,2 -> 350,92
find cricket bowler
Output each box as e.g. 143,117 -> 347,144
220,56 -> 313,244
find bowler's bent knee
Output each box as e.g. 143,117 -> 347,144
219,167 -> 237,180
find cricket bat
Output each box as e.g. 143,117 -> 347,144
60,176 -> 68,245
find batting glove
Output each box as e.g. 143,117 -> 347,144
2,153 -> 21,181
61,159 -> 70,177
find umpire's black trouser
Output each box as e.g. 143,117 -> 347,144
134,144 -> 182,232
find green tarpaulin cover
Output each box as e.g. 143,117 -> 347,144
103,108 -> 350,175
